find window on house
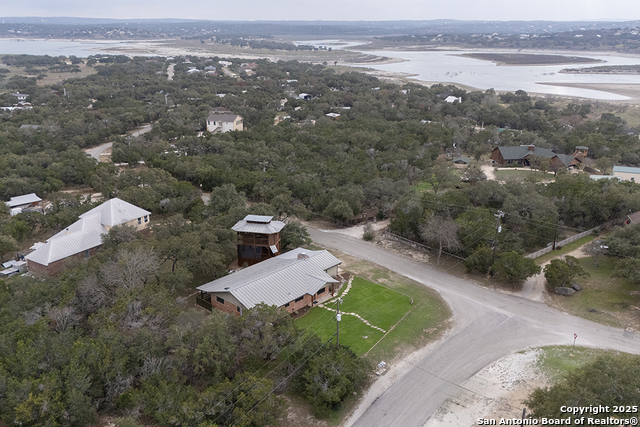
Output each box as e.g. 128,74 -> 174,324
138,217 -> 142,225
144,215 -> 148,223
294,296 -> 304,303
284,302 -> 290,308
84,250 -> 90,259
216,296 -> 225,304
237,306 -> 241,312
317,287 -> 326,295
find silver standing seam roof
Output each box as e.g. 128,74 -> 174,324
25,198 -> 150,266
6,193 -> 41,207
232,215 -> 286,234
613,166 -> 640,174
197,248 -> 341,309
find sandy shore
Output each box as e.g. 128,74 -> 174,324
538,82 -> 640,102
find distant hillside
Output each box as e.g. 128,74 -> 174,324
0,18 -> 638,39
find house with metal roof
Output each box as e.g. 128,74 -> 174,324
5,193 -> 42,216
613,166 -> 640,182
25,198 -> 151,275
233,215 -> 286,266
196,248 -> 342,316
206,111 -> 243,133
490,145 -> 581,169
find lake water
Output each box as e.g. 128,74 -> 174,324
302,40 -> 640,100
3,38 -> 640,100
0,39 -> 135,57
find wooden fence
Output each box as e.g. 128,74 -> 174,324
385,230 -> 466,261
525,218 -> 622,259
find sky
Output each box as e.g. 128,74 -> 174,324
1,0 -> 640,22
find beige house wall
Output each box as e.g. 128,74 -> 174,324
613,172 -> 640,182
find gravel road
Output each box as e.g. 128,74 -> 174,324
306,227 -> 639,427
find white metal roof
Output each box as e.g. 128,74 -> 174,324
25,198 -> 149,266
26,214 -> 107,266
245,215 -> 273,223
79,198 -> 150,227
232,215 -> 285,234
198,248 -> 341,309
6,193 -> 41,207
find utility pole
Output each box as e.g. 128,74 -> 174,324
336,298 -> 342,349
259,161 -> 268,173
491,210 -> 505,266
552,215 -> 560,250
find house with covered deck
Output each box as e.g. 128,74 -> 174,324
196,248 -> 342,316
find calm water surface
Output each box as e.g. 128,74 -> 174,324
0,39 -> 134,57
4,38 -> 640,100
302,40 -> 640,100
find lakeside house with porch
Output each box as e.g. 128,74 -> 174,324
196,248 -> 342,316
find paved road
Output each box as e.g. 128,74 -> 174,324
306,227 -> 639,427
84,142 -> 113,161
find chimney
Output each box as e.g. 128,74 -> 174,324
528,145 -> 535,151
297,253 -> 309,260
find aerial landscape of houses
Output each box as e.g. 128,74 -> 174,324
2,10 -> 640,427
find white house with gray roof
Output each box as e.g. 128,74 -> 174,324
613,166 -> 640,182
197,248 -> 341,316
25,198 -> 150,275
206,111 -> 243,133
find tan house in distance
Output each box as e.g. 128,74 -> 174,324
612,166 -> 640,182
206,110 -> 243,133
196,248 -> 342,316
25,198 -> 150,275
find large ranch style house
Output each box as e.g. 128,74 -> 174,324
25,198 -> 150,275
196,248 -> 342,316
233,215 -> 285,266
206,110 -> 243,133
490,145 -> 581,169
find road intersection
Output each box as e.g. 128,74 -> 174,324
307,227 -> 639,427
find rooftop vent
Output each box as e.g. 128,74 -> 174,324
297,253 -> 309,260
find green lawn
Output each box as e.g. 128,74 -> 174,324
494,169 -> 554,183
546,255 -> 640,328
537,346 -> 624,382
295,274 -> 450,361
535,235 -> 595,264
411,181 -> 433,192
296,277 -> 411,356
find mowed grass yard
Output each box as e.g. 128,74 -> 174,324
296,274 -> 450,361
494,169 -> 555,183
546,255 -> 640,329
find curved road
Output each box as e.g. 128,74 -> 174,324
306,227 -> 639,427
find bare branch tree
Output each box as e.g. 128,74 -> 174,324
420,216 -> 461,264
99,247 -> 159,291
47,306 -> 81,332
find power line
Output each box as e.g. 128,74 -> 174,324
229,333 -> 337,427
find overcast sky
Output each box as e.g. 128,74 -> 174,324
2,0 -> 640,22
